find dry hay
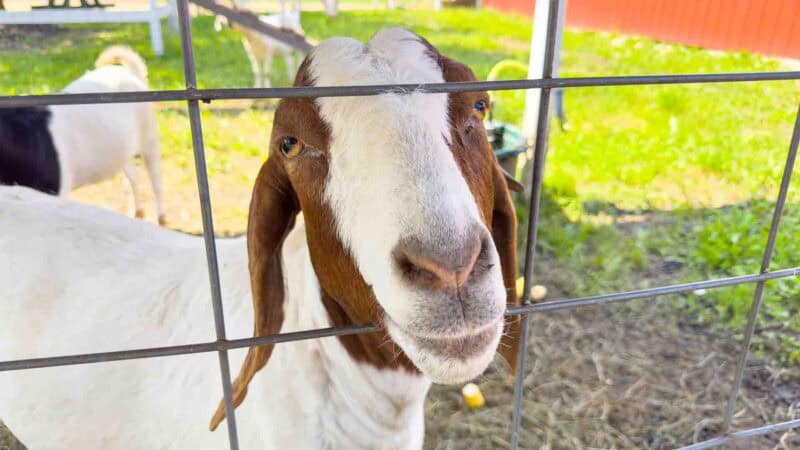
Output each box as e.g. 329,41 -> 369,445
0,420 -> 25,450
424,299 -> 800,450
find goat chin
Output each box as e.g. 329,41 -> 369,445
386,317 -> 504,384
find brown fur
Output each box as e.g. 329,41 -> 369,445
427,38 -> 521,372
210,34 -> 520,431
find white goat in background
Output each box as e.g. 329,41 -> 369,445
215,0 -> 307,88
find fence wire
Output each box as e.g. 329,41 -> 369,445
1,0 -> 799,448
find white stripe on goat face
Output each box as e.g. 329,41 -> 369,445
311,29 -> 505,365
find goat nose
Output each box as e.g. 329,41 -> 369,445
393,232 -> 485,288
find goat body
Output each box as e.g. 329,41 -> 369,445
0,46 -> 165,224
227,10 -> 305,88
0,187 -> 427,449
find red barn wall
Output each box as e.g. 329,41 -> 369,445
483,0 -> 800,59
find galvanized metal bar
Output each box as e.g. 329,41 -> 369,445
0,341 -> 221,372
189,0 -> 313,52
174,0 -> 239,447
2,267 -> 797,373
0,324 -> 380,372
722,104 -> 800,432
508,266 -> 800,315
510,1 -> 561,448
679,418 -> 800,450
3,71 -> 800,107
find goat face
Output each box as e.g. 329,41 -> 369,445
310,30 -> 517,385
211,27 -> 521,431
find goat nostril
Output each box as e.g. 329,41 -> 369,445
393,233 -> 485,288
454,236 -> 484,286
394,248 -> 452,286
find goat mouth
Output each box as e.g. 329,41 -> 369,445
384,315 -> 502,360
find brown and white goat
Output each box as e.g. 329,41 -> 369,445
0,28 -> 520,449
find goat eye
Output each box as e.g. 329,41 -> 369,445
280,137 -> 303,157
474,100 -> 487,114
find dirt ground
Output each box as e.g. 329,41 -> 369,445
0,24 -> 68,51
425,300 -> 800,449
0,421 -> 25,450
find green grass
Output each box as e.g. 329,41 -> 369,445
1,7 -> 799,364
3,11 -> 797,206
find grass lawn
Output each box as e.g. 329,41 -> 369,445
1,7 -> 799,364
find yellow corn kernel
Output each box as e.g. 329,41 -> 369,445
462,383 -> 485,409
515,277 -> 548,302
531,284 -> 547,301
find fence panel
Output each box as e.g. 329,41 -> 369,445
1,0 -> 799,448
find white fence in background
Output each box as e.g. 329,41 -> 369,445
0,0 -> 177,55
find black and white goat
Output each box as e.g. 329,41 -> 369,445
0,29 -> 521,449
0,46 -> 166,224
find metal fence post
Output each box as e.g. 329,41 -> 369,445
721,104 -> 800,433
174,0 -> 240,448
509,1 -> 561,449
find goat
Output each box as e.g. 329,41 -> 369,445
0,45 -> 166,225
0,28 -> 521,449
215,2 -> 307,89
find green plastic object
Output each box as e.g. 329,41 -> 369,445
488,121 -> 527,161
485,59 -> 529,163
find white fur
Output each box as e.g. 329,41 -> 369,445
94,45 -> 148,83
312,29 -> 507,383
52,47 -> 165,223
0,186 -> 428,449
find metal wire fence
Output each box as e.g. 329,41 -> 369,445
1,0 -> 800,448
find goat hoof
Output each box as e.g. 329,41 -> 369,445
135,209 -> 145,219
158,214 -> 167,226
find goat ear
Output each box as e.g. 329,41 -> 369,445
210,155 -> 299,431
498,164 -> 524,193
491,161 -> 522,375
